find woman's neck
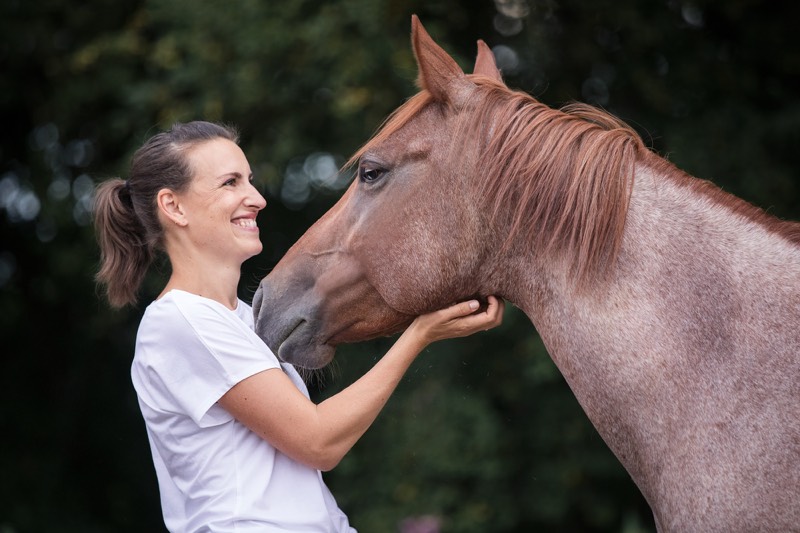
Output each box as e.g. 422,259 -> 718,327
159,234 -> 247,309
160,263 -> 242,310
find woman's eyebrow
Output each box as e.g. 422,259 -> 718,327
216,171 -> 243,181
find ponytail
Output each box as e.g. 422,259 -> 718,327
94,178 -> 153,308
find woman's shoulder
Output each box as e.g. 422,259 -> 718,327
133,289 -> 280,409
143,289 -> 248,326
137,289 -> 264,359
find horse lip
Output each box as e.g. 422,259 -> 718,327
274,318 -> 306,354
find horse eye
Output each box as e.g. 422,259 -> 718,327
358,165 -> 385,184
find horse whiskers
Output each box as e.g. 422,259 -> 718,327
302,358 -> 341,391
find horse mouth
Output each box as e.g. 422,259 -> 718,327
274,318 -> 311,354
266,317 -> 334,369
277,318 -> 306,350
277,316 -> 357,350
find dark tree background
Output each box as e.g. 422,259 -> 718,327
1,0 -> 797,531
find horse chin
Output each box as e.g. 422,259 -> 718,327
279,343 -> 335,370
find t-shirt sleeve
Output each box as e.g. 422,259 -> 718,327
134,296 -> 280,427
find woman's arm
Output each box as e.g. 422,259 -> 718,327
219,296 -> 504,471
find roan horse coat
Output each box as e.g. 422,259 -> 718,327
254,17 -> 800,532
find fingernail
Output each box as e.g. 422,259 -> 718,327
469,300 -> 479,309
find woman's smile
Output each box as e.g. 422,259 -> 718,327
232,214 -> 259,230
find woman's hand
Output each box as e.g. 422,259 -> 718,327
407,295 -> 504,346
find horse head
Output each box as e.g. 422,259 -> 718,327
253,16 -> 503,368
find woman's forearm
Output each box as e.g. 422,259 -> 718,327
220,298 -> 501,472
311,328 -> 428,469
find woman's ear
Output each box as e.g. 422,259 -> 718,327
157,188 -> 188,227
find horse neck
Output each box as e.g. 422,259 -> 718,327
497,159 -> 800,347
487,161 -> 800,503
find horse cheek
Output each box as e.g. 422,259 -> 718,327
363,208 -> 478,314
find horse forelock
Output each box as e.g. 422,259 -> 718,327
465,82 -> 646,289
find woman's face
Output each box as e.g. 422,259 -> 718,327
178,138 -> 267,265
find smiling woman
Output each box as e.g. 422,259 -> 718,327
92,120 -> 504,532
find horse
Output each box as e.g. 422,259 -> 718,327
253,16 -> 800,533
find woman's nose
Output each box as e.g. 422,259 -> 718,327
247,181 -> 267,209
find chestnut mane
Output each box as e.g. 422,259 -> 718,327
465,80 -> 646,287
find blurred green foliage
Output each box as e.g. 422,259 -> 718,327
1,0 -> 797,531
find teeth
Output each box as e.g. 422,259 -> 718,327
234,218 -> 257,228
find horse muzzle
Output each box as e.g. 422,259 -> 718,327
252,279 -> 336,369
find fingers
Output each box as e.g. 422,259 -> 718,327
409,295 -> 505,344
447,295 -> 505,332
419,295 -> 504,334
483,295 -> 505,327
437,299 -> 480,321
445,296 -> 503,320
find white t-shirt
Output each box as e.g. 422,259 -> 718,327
131,289 -> 355,533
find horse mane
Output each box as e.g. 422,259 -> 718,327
465,81 -> 646,289
346,78 -> 800,290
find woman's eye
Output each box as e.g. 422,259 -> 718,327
359,165 -> 386,183
224,178 -> 236,186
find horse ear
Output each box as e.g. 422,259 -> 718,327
473,40 -> 503,82
411,15 -> 472,105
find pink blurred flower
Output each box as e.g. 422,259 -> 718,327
398,514 -> 442,533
